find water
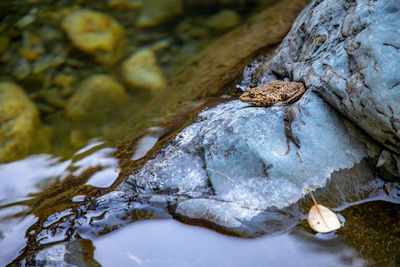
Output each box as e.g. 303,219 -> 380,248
93,219 -> 365,267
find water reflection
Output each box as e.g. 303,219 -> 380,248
93,219 -> 365,267
0,211 -> 37,266
0,155 -> 70,205
132,126 -> 166,160
72,146 -> 119,188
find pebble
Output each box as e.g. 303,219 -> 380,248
13,58 -> 31,80
53,74 -> 76,88
0,35 -> 10,54
107,0 -> 144,9
65,74 -> 129,121
62,9 -> 126,65
121,48 -> 166,91
16,9 -> 37,28
0,82 -> 50,162
136,0 -> 182,28
206,10 -> 241,31
45,88 -> 67,108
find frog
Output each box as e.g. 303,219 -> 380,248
239,80 -> 306,107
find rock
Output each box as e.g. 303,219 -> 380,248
376,150 -> 399,180
28,44 -> 67,76
0,35 -> 10,55
183,0 -> 249,12
62,9 -> 126,65
18,31 -> 44,61
65,74 -> 129,121
175,19 -> 209,41
16,9 -> 36,28
36,102 -> 56,114
120,92 -> 377,236
39,26 -> 63,42
61,87 -> 74,98
12,58 -> 31,80
188,27 -> 209,39
136,0 -> 182,28
255,0 -> 400,154
53,74 -> 76,88
107,0 -> 143,9
149,39 -> 172,53
33,55 -> 56,74
45,88 -> 67,108
206,10 -> 241,31
121,49 -> 166,92
0,82 -> 50,163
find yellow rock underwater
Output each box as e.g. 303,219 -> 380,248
0,82 -> 50,163
62,9 -> 126,65
65,74 -> 129,122
122,49 -> 166,92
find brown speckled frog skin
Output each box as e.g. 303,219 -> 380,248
239,80 -> 306,107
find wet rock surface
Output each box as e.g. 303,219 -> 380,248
117,92 -> 378,236
252,0 -> 400,154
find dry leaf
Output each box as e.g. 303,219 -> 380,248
305,188 -> 341,233
308,204 -> 341,233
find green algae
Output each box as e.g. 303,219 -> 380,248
339,200 -> 400,265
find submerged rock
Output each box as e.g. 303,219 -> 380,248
18,31 -> 44,62
136,0 -> 182,28
62,9 -> 126,65
121,49 -> 166,92
255,0 -> 400,154
107,0 -> 144,10
206,10 -> 241,31
52,74 -> 76,88
0,82 -> 50,163
12,58 -> 31,80
183,0 -> 251,12
0,35 -> 10,55
65,74 -> 128,121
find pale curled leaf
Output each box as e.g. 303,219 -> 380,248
308,204 -> 341,233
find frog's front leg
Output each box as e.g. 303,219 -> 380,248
283,89 -> 306,105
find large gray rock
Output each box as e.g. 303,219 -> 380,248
255,0 -> 400,154
119,92 -> 378,236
